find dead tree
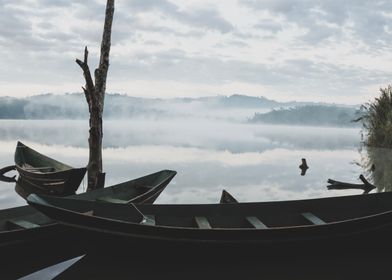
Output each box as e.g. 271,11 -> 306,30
327,174 -> 376,194
76,0 -> 115,190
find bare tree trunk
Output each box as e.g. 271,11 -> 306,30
76,0 -> 115,190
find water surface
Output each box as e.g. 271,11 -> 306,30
0,119 -> 365,209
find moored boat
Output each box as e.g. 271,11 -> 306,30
0,170 -> 176,254
27,191 -> 392,258
9,141 -> 87,197
72,169 -> 176,204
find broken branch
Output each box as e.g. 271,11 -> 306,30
327,174 -> 376,194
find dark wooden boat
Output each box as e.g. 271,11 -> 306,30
12,141 -> 87,197
27,192 -> 392,258
0,169 -> 176,276
0,169 -> 176,246
72,169 -> 176,204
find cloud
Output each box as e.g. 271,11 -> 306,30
119,0 -> 233,33
108,49 -> 389,99
1,0 -> 392,103
241,0 -> 392,45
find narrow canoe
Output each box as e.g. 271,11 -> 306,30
14,141 -> 87,197
0,170 -> 176,251
27,191 -> 392,258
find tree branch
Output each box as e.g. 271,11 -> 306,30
327,174 -> 376,194
76,46 -> 96,106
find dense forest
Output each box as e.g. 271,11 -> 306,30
249,105 -> 361,127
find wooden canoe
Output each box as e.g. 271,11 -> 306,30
72,169 -> 177,204
14,141 -> 87,197
0,170 -> 176,253
27,191 -> 392,258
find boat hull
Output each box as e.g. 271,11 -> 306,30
27,192 -> 392,259
15,167 -> 87,198
14,141 -> 87,197
0,170 -> 176,267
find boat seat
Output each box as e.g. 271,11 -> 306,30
22,165 -> 55,173
140,215 -> 156,226
7,219 -> 40,229
302,212 -> 326,225
195,216 -> 212,229
96,196 -> 128,204
43,181 -> 66,186
82,210 -> 94,216
246,216 -> 268,229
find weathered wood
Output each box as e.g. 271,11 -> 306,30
96,172 -> 106,189
246,216 -> 268,229
76,0 -> 115,190
14,142 -> 86,198
195,216 -> 212,229
327,174 -> 376,194
302,212 -> 325,225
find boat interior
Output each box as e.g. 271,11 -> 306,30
73,170 -> 176,203
0,206 -> 53,232
34,192 -> 392,229
15,142 -> 72,173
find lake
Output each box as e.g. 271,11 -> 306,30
0,119 -> 367,209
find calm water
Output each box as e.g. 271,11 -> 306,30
0,119 -> 368,209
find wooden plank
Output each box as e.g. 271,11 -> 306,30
302,212 -> 326,225
82,210 -> 94,216
22,164 -> 54,173
246,216 -> 268,229
96,196 -> 127,204
141,215 -> 156,226
195,216 -> 212,229
43,181 -> 66,186
7,219 -> 40,229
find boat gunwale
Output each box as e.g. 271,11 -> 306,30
27,192 -> 392,235
15,141 -> 74,171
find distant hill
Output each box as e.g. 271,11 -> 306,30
249,105 -> 361,127
0,93 -> 358,123
0,93 -> 282,120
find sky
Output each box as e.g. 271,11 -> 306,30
1,0 -> 392,104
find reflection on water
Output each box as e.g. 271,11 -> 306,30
0,120 -> 365,209
0,119 -> 360,152
360,147 -> 392,192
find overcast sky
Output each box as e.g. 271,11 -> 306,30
1,0 -> 392,104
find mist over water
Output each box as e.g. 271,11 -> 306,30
0,118 -> 364,209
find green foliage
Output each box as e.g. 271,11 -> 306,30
358,85 -> 392,147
